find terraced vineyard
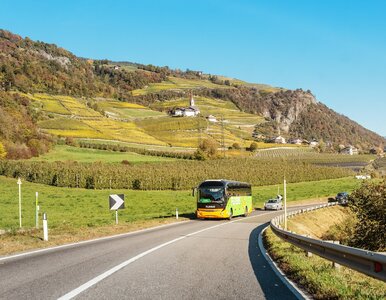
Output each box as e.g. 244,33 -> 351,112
17,92 -> 265,148
96,100 -> 165,120
131,76 -> 232,96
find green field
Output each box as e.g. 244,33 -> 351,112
0,176 -> 360,230
30,145 -> 176,163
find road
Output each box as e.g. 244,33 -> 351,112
0,207 -> 309,300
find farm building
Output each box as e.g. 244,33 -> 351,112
341,146 -> 359,155
288,138 -> 302,145
274,136 -> 286,144
206,115 -> 217,122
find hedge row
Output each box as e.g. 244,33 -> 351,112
78,142 -> 196,160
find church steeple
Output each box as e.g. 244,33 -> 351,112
190,92 -> 195,107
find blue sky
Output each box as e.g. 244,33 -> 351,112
1,0 -> 385,136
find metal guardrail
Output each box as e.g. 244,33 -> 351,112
270,203 -> 386,282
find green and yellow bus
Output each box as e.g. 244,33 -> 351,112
195,180 -> 253,219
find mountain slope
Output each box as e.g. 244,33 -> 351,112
0,29 -> 384,158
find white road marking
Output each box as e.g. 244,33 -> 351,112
58,212 -> 277,300
0,221 -> 189,262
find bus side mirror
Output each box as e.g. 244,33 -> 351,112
192,187 -> 197,197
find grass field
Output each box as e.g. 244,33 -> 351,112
0,176 -> 360,230
264,207 -> 386,299
30,145 -> 176,163
0,176 -> 362,255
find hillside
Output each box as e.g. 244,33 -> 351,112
0,29 -> 384,158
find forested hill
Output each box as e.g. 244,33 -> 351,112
0,29 -> 384,159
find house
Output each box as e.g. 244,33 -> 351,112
274,136 -> 286,144
341,146 -> 358,155
288,138 -> 302,145
183,107 -> 199,117
206,115 -> 217,122
170,107 -> 184,117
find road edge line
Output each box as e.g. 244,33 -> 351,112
258,225 -> 310,300
0,220 -> 190,262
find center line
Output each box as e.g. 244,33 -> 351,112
58,217 -> 252,300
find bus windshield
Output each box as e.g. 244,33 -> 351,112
199,187 -> 224,203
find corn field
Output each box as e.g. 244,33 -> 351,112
0,158 -> 353,190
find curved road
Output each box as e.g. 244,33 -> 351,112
0,207 -> 309,300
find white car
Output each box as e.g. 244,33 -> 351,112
264,198 -> 283,210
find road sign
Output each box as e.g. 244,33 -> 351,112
109,194 -> 125,210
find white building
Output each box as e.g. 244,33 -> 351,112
341,146 -> 359,155
274,136 -> 286,144
288,138 -> 302,145
169,93 -> 200,117
207,115 -> 217,122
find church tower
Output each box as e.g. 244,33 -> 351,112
190,92 -> 195,107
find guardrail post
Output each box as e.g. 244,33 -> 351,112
305,235 -> 312,257
332,241 -> 341,269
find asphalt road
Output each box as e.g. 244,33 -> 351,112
0,207 -> 309,300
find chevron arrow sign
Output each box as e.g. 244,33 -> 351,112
109,194 -> 125,210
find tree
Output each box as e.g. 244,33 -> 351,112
0,141 -> 6,159
249,142 -> 258,152
232,142 -> 241,150
198,138 -> 219,158
348,180 -> 386,251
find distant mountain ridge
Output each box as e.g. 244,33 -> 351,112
0,29 -> 384,158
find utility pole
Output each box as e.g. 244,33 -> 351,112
284,178 -> 287,230
221,115 -> 225,157
197,117 -> 201,148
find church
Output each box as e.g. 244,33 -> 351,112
169,93 -> 200,117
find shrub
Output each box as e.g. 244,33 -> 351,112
0,141 -> 6,159
232,142 -> 241,150
249,142 -> 258,152
348,180 -> 386,251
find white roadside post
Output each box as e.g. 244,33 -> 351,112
35,192 -> 39,229
43,212 -> 48,241
115,210 -> 118,225
17,178 -> 22,228
284,178 -> 287,231
176,208 -> 179,220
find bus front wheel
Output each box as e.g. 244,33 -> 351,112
244,206 -> 249,217
228,209 -> 233,220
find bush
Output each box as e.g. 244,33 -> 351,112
199,138 -> 219,158
249,142 -> 258,152
0,141 -> 6,159
232,143 -> 241,150
348,180 -> 386,251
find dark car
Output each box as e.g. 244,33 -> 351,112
335,192 -> 349,205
